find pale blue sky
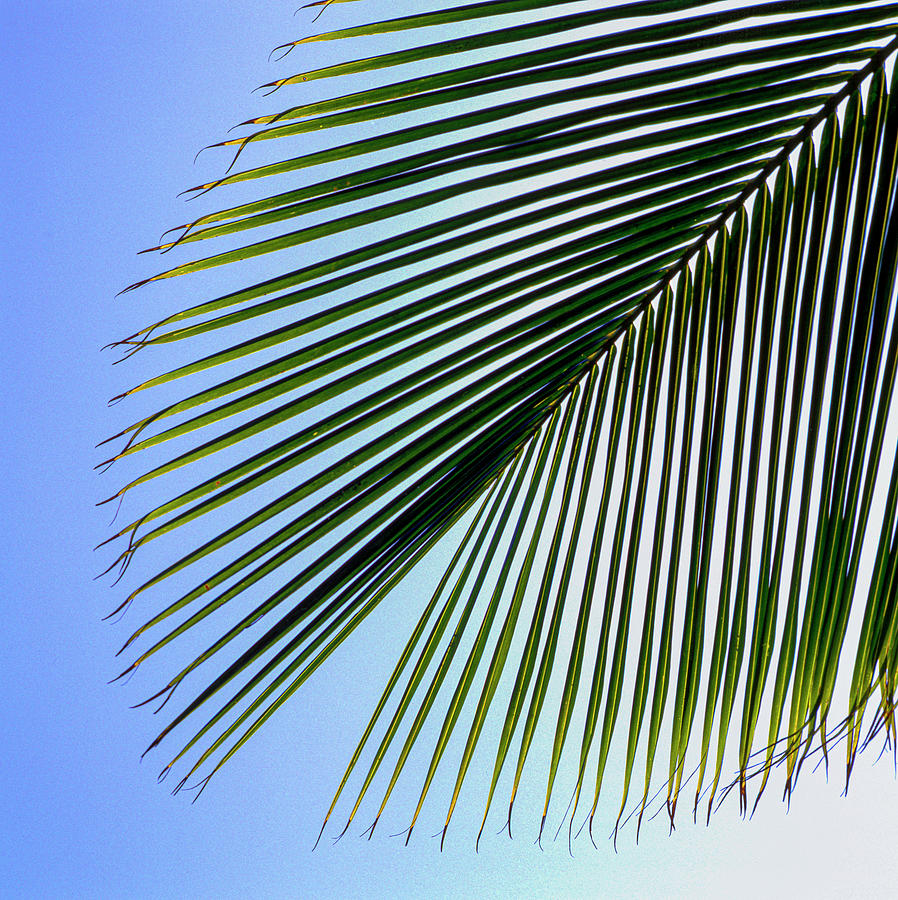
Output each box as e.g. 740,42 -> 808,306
2,2 -> 897,897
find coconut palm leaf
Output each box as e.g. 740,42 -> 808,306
103,0 -> 898,845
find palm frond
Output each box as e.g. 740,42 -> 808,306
104,0 -> 898,844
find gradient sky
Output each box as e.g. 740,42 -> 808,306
3,2 -> 898,897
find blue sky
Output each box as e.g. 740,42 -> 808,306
3,1 -> 898,897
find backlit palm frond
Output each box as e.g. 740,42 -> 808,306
103,0 -> 898,845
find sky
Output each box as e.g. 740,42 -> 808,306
2,1 -> 898,897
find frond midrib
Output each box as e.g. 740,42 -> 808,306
571,31 -> 898,379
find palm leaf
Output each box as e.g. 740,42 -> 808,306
104,0 -> 898,845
